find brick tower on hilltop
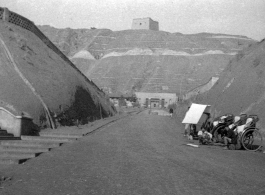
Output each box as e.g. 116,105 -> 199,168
131,17 -> 159,31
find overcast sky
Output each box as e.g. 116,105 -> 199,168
1,0 -> 264,41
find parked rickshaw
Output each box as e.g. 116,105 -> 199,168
182,104 -> 263,151
228,115 -> 263,151
209,113 -> 234,142
209,114 -> 262,151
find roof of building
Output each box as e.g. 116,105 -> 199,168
132,17 -> 158,22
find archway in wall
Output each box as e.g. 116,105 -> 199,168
150,98 -> 160,108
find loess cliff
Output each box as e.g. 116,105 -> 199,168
38,26 -> 256,95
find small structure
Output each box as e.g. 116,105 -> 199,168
131,17 -> 159,31
135,92 -> 177,108
182,103 -> 211,124
0,107 -> 33,137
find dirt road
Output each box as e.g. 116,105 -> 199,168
0,110 -> 265,194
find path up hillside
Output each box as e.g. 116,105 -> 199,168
0,19 -> 115,129
198,39 -> 265,130
39,26 -> 256,94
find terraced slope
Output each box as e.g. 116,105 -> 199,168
39,26 -> 256,94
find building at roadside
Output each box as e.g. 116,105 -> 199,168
135,92 -> 177,108
131,17 -> 159,31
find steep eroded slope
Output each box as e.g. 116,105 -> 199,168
39,26 -> 256,94
199,39 -> 265,129
0,18 -> 115,129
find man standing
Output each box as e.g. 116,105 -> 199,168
169,108 -> 173,117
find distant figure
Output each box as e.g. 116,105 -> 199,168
169,108 -> 173,117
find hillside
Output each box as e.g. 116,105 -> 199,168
0,10 -> 115,129
38,26 -> 256,95
198,39 -> 265,129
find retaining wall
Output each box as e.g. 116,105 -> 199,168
0,107 -> 33,136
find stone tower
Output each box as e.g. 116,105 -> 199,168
131,17 -> 159,31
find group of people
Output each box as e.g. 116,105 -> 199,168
184,113 -> 256,149
184,119 -> 213,145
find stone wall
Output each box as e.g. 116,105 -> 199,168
0,107 -> 33,136
182,77 -> 219,101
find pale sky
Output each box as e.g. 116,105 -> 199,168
1,0 -> 264,41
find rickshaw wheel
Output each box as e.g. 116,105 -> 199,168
241,128 -> 263,151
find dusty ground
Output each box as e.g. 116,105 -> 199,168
0,109 -> 264,195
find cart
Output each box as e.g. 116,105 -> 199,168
228,115 -> 263,151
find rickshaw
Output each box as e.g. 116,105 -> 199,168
209,113 -> 234,142
227,115 -> 263,151
207,113 -> 262,151
182,104 -> 263,151
211,113 -> 249,142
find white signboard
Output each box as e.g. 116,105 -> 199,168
182,103 -> 211,124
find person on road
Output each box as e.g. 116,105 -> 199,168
169,108 -> 173,117
223,127 -> 238,150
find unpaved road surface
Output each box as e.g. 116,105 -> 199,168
0,110 -> 265,195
